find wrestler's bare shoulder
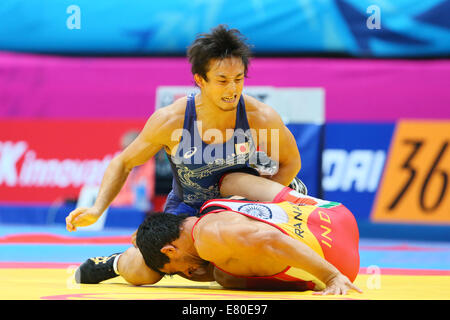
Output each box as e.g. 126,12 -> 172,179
201,211 -> 249,225
140,96 -> 188,146
242,94 -> 282,129
195,211 -> 266,241
153,96 -> 187,130
194,210 -> 279,263
193,211 -> 251,259
142,96 -> 185,138
194,212 -> 247,241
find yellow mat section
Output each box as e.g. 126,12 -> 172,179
1,268 -> 449,300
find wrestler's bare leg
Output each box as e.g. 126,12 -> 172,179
220,172 -> 285,201
220,172 -> 326,208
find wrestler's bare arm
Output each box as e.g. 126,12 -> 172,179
213,267 -> 247,289
66,101 -> 185,231
92,109 -> 168,211
245,95 -> 301,186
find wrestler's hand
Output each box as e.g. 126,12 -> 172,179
314,273 -> 363,295
66,207 -> 102,232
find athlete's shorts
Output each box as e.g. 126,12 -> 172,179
163,190 -> 199,216
163,166 -> 260,216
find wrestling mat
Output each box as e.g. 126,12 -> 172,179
1,225 -> 449,300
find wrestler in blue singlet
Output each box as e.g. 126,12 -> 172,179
164,94 -> 258,216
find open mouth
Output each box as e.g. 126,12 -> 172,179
221,95 -> 237,103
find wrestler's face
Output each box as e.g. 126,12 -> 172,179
195,56 -> 245,112
160,245 -> 210,278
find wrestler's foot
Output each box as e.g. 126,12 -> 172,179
75,253 -> 121,284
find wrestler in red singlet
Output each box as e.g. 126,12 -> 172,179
194,195 -> 360,290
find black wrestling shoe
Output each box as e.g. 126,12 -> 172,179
75,253 -> 120,284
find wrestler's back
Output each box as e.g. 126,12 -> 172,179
196,199 -> 360,282
193,211 -> 290,277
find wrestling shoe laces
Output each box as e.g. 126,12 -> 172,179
75,253 -> 120,284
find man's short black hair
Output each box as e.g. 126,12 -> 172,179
187,24 -> 252,81
136,212 -> 189,275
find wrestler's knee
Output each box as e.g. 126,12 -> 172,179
118,247 -> 163,286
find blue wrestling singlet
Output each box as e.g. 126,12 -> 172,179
164,94 -> 258,216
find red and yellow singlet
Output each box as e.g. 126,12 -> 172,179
197,197 -> 360,290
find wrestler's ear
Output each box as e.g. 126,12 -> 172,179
161,244 -> 177,257
194,74 -> 205,88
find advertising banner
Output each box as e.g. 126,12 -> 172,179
324,121 -> 450,227
322,123 -> 395,219
0,120 -> 146,203
371,121 -> 450,225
